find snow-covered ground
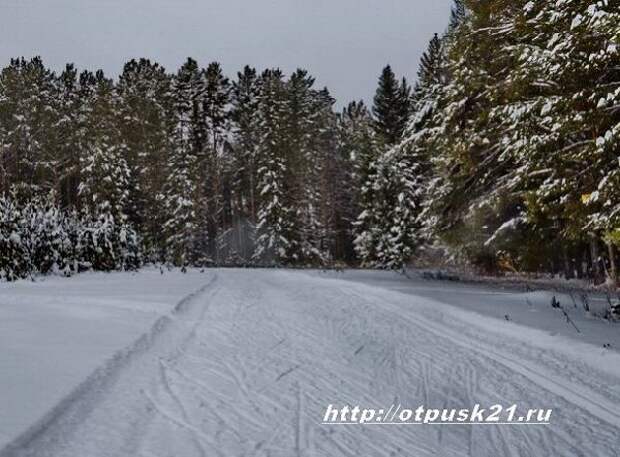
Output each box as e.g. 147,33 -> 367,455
1,268 -> 619,456
0,269 -> 209,448
319,269 -> 620,349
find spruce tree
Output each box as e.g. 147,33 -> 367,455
397,77 -> 412,123
410,34 -> 443,131
372,65 -> 410,146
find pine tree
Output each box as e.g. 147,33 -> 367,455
0,57 -> 59,199
355,57 -> 431,269
117,59 -> 173,259
55,64 -> 83,209
502,0 -> 620,282
397,77 -> 412,122
200,62 -> 231,263
231,66 -> 261,220
78,70 -> 130,221
372,65 -> 410,146
253,69 -> 294,265
162,58 -> 204,266
301,86 -> 340,264
448,0 -> 466,32
338,101 -> 376,262
409,34 -> 443,132
353,143 -> 425,270
306,89 -> 351,263
285,69 -> 323,263
402,33 -> 446,244
229,66 -> 261,262
0,192 -> 141,280
0,196 -> 28,280
412,1 -> 524,272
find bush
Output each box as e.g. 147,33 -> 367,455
0,195 -> 142,281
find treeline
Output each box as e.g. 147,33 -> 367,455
358,0 -> 620,284
2,0 -> 619,284
0,55 -> 411,274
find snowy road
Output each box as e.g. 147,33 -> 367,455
2,269 -> 620,456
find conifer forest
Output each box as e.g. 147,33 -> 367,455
1,0 -> 619,286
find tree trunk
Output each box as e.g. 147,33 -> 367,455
575,247 -> 584,279
563,247 -> 574,280
607,241 -> 618,289
590,237 -> 603,284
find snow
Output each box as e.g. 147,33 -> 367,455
324,269 -> 620,357
0,268 -> 209,448
1,269 -> 620,456
483,217 -> 524,247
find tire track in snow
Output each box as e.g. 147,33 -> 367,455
155,360 -> 208,457
288,273 -> 619,456
399,300 -> 620,428
3,269 -> 619,457
340,283 -> 620,429
0,274 -> 220,457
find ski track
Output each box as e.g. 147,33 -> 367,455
1,269 -> 619,457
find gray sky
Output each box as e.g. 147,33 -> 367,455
0,0 -> 453,106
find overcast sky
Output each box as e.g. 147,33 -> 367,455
0,0 -> 453,106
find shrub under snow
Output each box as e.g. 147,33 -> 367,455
0,195 -> 142,281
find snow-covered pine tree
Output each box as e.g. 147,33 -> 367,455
55,64 -> 84,209
117,59 -> 174,260
116,219 -> 142,271
397,77 -> 412,123
200,62 -> 231,263
0,196 -> 28,280
308,87 -> 343,263
79,203 -> 115,271
353,62 -> 424,269
353,157 -> 385,267
74,71 -> 143,271
78,201 -> 142,272
78,70 -> 131,221
0,57 -> 59,199
417,0 -> 525,272
409,34 -> 443,133
161,59 -> 205,267
253,69 -> 295,265
448,0 -> 466,32
285,69 -> 327,264
339,101 -> 377,188
229,66 -> 261,262
500,0 -> 620,282
337,101 -> 376,262
399,32 -> 446,248
22,193 -> 73,275
353,142 -> 425,270
383,147 -> 424,269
